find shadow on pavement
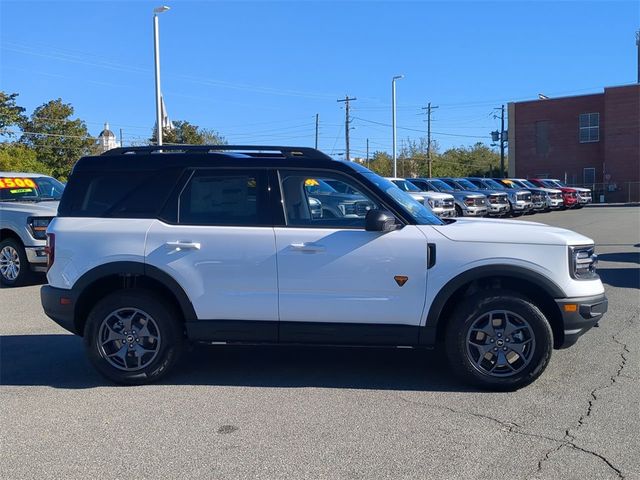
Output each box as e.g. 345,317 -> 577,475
0,334 -> 474,393
598,268 -> 640,289
597,252 -> 640,264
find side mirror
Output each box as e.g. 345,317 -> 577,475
365,209 -> 398,232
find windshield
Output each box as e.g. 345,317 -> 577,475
392,179 -> 421,192
520,180 -> 537,189
499,180 -> 519,189
428,179 -> 454,192
542,179 -> 561,188
304,178 -> 338,194
0,175 -> 65,201
455,179 -> 478,190
483,179 -> 507,190
364,173 -> 443,225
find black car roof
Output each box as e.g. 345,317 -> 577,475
73,145 -> 370,174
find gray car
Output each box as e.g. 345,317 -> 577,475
467,178 -> 533,216
408,178 -> 487,217
439,178 -> 510,217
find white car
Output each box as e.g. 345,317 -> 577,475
41,145 -> 607,390
0,172 -> 64,286
386,177 -> 456,218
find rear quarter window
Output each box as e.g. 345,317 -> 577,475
58,169 -> 182,218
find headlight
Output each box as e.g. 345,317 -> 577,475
27,217 -> 53,240
569,245 -> 598,280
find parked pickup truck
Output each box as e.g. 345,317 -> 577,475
0,172 -> 65,286
408,178 -> 487,218
387,178 -> 456,218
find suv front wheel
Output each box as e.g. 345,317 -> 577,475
84,290 -> 184,385
445,290 -> 553,391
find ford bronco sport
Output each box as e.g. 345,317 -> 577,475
41,146 -> 607,390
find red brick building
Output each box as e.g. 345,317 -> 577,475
508,84 -> 640,202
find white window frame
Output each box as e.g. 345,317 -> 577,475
579,113 -> 600,143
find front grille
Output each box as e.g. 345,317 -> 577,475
518,193 -> 532,201
532,193 -> 543,202
443,199 -> 454,208
474,198 -> 485,206
355,201 -> 373,216
551,193 -> 562,200
490,195 -> 507,204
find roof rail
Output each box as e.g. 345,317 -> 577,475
101,144 -> 333,160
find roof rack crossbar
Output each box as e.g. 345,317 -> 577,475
102,145 -> 332,160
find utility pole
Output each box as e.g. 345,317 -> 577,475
492,105 -> 506,177
366,138 -> 369,166
500,104 -> 505,178
422,102 -> 439,177
119,128 -> 124,148
636,30 -> 640,83
337,96 -> 356,161
315,113 -> 319,149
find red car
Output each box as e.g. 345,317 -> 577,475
529,179 -> 579,208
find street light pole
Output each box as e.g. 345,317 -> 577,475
391,75 -> 403,177
153,6 -> 170,146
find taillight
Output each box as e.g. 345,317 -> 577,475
45,233 -> 55,271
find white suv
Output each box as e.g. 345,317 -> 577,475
41,146 -> 607,390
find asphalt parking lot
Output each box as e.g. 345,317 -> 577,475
1,206 -> 638,480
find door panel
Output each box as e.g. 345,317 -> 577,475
145,221 -> 279,323
275,226 -> 429,327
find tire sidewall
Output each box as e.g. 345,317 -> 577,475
446,291 -> 553,391
0,238 -> 30,287
84,290 -> 184,385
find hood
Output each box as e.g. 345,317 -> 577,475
418,191 -> 454,201
429,217 -> 593,246
0,200 -> 59,215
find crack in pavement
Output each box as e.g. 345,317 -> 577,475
532,326 -> 632,480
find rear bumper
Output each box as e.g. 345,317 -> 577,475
41,285 -> 79,335
556,293 -> 608,348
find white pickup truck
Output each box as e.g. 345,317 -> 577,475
0,172 -> 64,286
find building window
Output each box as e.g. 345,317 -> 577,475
583,167 -> 595,185
579,113 -> 599,143
535,121 -> 549,155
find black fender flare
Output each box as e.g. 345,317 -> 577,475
421,264 -> 566,344
72,261 -> 197,322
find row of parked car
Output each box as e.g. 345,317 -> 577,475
385,177 -> 593,219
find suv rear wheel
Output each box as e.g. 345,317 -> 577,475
445,290 -> 553,391
84,290 -> 184,385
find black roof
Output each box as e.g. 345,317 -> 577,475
74,145 -> 369,173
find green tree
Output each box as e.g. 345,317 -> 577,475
0,92 -> 27,137
368,151 -> 393,177
0,143 -> 52,175
150,121 -> 227,145
20,99 -> 94,179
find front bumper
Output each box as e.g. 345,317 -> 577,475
433,208 -> 456,218
486,204 -> 510,216
512,201 -> 533,212
25,246 -> 48,271
555,293 -> 608,348
462,205 -> 487,216
548,198 -> 564,209
41,285 -> 79,335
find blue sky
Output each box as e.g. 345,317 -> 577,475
1,0 -> 638,157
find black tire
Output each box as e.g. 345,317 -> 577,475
455,205 -> 463,217
444,290 -> 553,391
84,290 -> 184,385
0,237 -> 32,287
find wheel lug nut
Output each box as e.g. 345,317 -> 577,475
490,339 -> 495,343
497,333 -> 502,338
503,347 -> 507,351
506,338 -> 510,342
494,347 -> 498,351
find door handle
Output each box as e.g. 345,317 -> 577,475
289,242 -> 325,253
165,241 -> 201,250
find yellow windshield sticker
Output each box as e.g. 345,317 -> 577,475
305,178 -> 319,186
0,178 -> 37,189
